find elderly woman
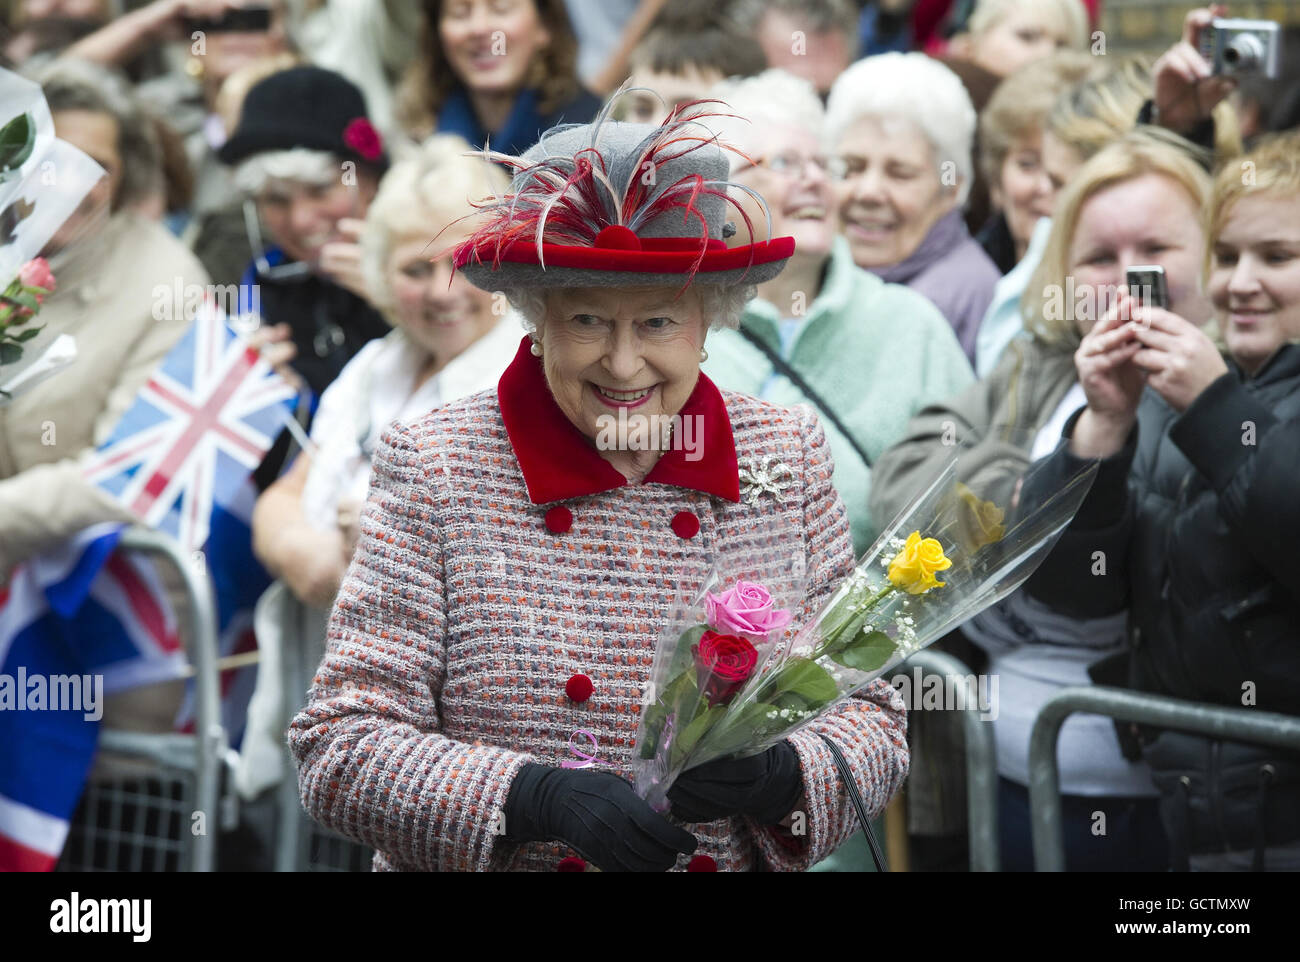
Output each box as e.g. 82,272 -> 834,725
826,52 -> 1000,365
288,114 -> 910,872
872,129 -> 1215,871
1020,129 -> 1300,872
700,70 -> 973,556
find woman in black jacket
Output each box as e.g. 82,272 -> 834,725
1021,129 -> 1300,870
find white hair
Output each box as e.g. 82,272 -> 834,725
233,147 -> 339,196
825,53 -> 977,207
504,284 -> 756,335
704,69 -> 826,162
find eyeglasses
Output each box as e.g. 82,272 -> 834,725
736,153 -> 834,179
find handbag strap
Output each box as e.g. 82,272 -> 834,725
816,732 -> 889,872
736,326 -> 873,470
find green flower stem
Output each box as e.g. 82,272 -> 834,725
810,584 -> 895,662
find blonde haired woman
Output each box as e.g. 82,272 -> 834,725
1023,129 -> 1300,871
872,129 -> 1214,871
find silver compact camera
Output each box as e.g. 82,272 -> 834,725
1200,18 -> 1281,79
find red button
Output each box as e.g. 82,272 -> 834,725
687,854 -> 717,872
671,511 -> 700,539
545,506 -> 573,533
556,856 -> 586,872
565,673 -> 594,703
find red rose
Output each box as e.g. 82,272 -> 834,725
343,117 -> 383,162
693,630 -> 758,707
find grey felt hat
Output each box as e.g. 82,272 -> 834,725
453,114 -> 793,290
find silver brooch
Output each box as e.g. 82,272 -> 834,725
737,456 -> 795,505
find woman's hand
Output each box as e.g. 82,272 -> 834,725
1071,297 -> 1146,458
318,219 -> 370,302
667,742 -> 804,825
245,322 -> 303,392
502,764 -> 697,872
280,526 -> 349,609
1152,5 -> 1237,135
1130,306 -> 1229,413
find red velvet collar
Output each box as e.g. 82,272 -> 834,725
497,336 -> 740,505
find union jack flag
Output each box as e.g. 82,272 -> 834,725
81,299 -> 297,553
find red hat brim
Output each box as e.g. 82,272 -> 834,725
455,236 -> 795,290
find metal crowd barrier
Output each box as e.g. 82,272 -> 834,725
1028,686 -> 1300,871
57,526 -> 225,872
898,648 -> 1000,872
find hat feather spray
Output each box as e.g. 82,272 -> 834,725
449,90 -> 789,294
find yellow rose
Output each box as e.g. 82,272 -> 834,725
956,482 -> 1006,551
887,531 -> 953,595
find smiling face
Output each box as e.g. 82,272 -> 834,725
729,122 -> 835,260
1067,172 -> 1208,334
992,129 -> 1054,257
539,286 -> 708,448
255,171 -> 377,267
387,227 -> 499,362
439,0 -> 552,97
1208,194 -> 1300,376
834,114 -> 959,269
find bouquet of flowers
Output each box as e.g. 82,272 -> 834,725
633,456 -> 1098,811
0,66 -> 106,389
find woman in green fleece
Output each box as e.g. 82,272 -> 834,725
700,69 -> 975,873
702,70 -> 976,558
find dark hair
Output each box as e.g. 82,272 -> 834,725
400,0 -> 581,137
630,15 -> 766,79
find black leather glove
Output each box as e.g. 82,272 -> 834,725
668,742 -> 804,825
503,763 -> 698,872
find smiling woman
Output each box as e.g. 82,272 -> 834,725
825,53 -> 1000,363
287,107 -> 911,872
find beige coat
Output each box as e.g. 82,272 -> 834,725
0,211 -> 210,745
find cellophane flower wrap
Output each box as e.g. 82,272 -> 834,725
634,455 -> 1098,811
1,66 -> 106,383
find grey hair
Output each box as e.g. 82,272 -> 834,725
825,53 -> 977,208
502,284 -> 756,335
36,57 -> 161,211
233,148 -> 340,196
705,69 -> 826,160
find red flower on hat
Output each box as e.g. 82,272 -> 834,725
343,117 -> 382,162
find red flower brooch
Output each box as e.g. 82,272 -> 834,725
343,117 -> 383,162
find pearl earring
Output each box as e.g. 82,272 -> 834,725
699,346 -> 709,362
530,339 -> 543,357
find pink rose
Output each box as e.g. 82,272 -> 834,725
18,257 -> 55,295
704,581 -> 792,638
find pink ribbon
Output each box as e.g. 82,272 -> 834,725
560,729 -> 602,769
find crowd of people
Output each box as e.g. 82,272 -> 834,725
2,0 -> 1299,872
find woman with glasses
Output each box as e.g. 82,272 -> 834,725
825,53 -> 1001,366
702,70 -> 974,558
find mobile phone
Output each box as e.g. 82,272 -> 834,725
1126,265 -> 1168,310
184,6 -> 272,34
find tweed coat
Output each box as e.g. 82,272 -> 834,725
289,335 -> 910,871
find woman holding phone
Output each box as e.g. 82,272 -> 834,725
1021,129 -> 1300,871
